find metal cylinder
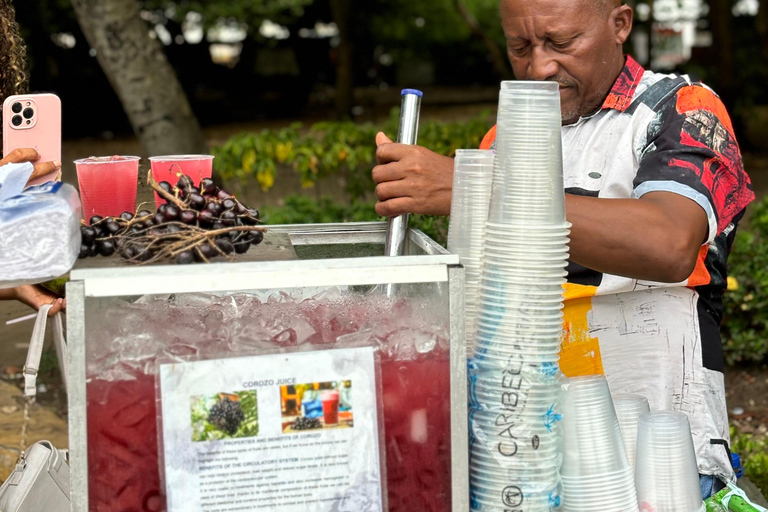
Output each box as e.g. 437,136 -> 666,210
384,89 -> 423,258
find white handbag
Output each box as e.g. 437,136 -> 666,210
0,303 -> 70,510
0,441 -> 70,512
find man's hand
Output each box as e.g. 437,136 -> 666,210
0,148 -> 62,185
372,132 -> 454,217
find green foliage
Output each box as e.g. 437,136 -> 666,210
722,195 -> 768,365
730,426 -> 768,497
262,195 -> 449,247
190,391 -> 260,442
212,110 -> 492,199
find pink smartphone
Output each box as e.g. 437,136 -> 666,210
3,93 -> 62,186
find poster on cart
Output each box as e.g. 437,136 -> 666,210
159,346 -> 383,512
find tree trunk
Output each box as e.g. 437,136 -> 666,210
758,0 -> 768,66
708,0 -> 735,106
329,0 -> 353,119
455,0 -> 512,80
70,0 -> 207,155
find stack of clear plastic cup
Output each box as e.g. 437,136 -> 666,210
613,394 -> 650,474
468,81 -> 569,512
447,149 -> 495,353
560,376 -> 639,512
635,412 -> 705,512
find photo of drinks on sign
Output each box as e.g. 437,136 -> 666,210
281,381 -> 353,433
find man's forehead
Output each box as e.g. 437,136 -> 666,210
500,0 -> 615,18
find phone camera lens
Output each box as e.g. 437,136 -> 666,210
11,102 -> 22,114
11,115 -> 22,126
22,108 -> 34,120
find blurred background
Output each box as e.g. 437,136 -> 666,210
0,0 -> 767,494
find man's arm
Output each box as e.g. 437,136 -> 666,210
372,135 -> 709,283
566,192 -> 708,283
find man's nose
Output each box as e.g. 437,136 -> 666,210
528,47 -> 559,81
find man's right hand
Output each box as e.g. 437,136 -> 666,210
372,132 -> 454,217
0,148 -> 61,185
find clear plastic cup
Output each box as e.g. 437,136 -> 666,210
634,411 -> 704,512
149,155 -> 214,208
75,156 -> 140,221
613,394 -> 650,474
561,376 -> 631,478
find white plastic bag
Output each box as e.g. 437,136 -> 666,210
0,182 -> 81,288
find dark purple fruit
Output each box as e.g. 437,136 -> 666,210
180,210 -> 197,224
250,231 -> 264,245
198,210 -> 215,226
235,201 -> 247,215
98,240 -> 116,257
106,221 -> 122,235
220,211 -> 237,226
158,204 -> 168,215
206,202 -> 223,217
176,175 -> 193,191
120,211 -> 134,221
216,238 -> 234,255
175,251 -> 194,264
153,213 -> 165,225
166,224 -> 181,234
88,244 -> 98,257
158,181 -> 173,194
212,222 -> 225,231
216,189 -> 231,200
188,186 -> 201,196
165,205 -> 180,221
200,178 -> 217,195
233,239 -> 249,254
188,193 -> 206,211
81,227 -> 96,245
89,215 -> 103,226
199,242 -> 217,260
248,208 -> 260,221
222,198 -> 236,211
78,244 -> 91,259
137,209 -> 152,218
134,244 -> 152,261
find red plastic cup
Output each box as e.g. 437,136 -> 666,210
149,155 -> 214,208
321,390 -> 340,426
75,156 -> 140,223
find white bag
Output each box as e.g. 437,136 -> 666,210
0,304 -> 70,510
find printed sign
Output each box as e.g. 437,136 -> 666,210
159,347 -> 383,512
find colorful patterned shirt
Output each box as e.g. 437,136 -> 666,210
479,56 -> 754,477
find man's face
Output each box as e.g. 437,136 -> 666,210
500,0 -> 633,124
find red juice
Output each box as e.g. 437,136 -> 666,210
321,390 -> 340,425
75,156 -> 140,221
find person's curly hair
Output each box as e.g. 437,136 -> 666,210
0,0 -> 27,103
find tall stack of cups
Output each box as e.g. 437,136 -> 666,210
635,412 -> 706,512
468,81 -> 569,512
613,394 -> 651,474
560,376 -> 640,512
448,149 -> 495,353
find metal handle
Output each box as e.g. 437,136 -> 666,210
384,89 -> 423,258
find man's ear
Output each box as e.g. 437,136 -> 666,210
612,4 -> 634,45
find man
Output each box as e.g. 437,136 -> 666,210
372,0 -> 754,496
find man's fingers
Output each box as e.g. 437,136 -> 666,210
375,132 -> 393,146
375,141 -> 414,165
48,298 -> 65,317
372,162 -> 409,184
375,197 -> 414,218
375,180 -> 411,202
30,160 -> 62,181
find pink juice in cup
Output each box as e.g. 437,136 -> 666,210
75,156 -> 140,222
321,390 -> 340,426
149,155 -> 213,208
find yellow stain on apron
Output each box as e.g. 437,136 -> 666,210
560,284 -> 603,377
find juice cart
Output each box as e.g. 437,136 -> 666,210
66,221 -> 468,512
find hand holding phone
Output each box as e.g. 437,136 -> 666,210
3,93 -> 62,187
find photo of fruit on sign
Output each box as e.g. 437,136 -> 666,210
190,391 -> 259,441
